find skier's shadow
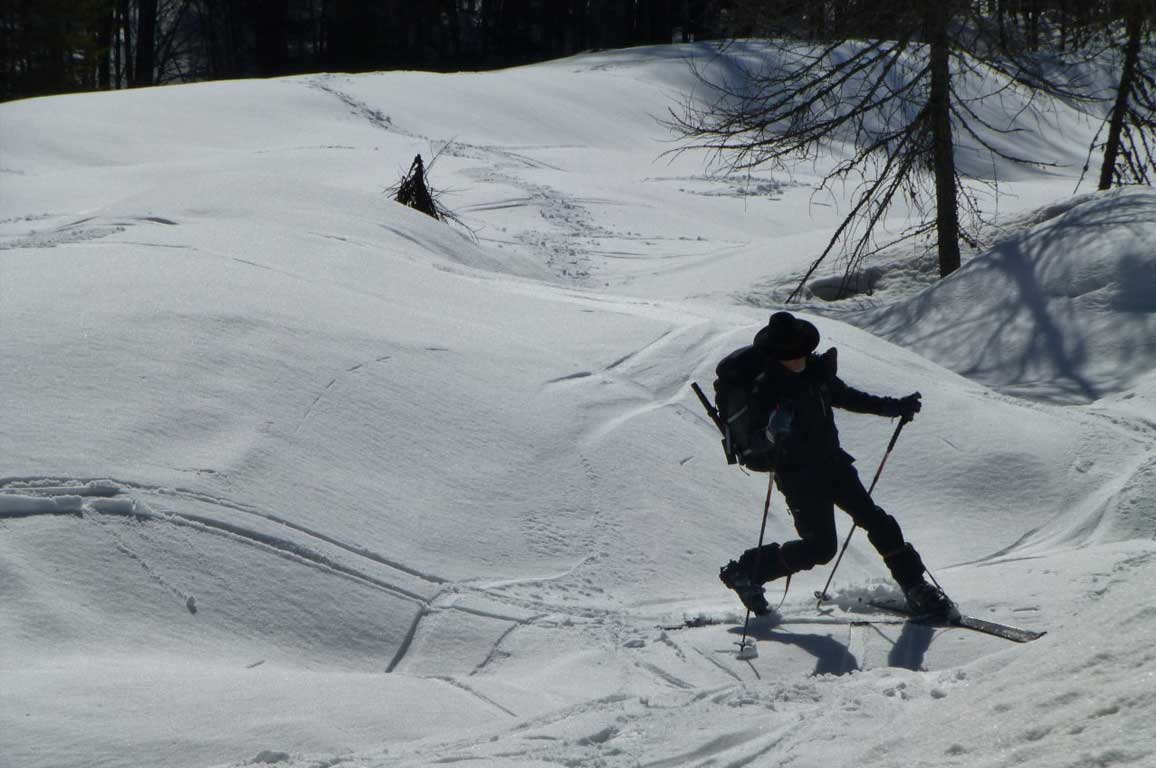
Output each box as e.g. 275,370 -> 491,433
728,613 -> 936,674
878,620 -> 935,671
728,615 -> 859,677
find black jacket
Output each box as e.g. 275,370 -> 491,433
751,348 -> 904,472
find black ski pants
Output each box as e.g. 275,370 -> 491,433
738,457 -> 925,588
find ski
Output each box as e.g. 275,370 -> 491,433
660,600 -> 1045,641
657,613 -> 908,632
866,600 -> 1046,643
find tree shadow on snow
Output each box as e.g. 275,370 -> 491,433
862,191 -> 1156,404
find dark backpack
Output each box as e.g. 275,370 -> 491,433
712,345 -> 777,472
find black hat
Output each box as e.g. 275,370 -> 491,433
753,311 -> 820,360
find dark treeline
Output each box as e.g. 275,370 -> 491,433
0,1 -> 1149,102
1,0 -> 724,101
726,0 -> 1126,47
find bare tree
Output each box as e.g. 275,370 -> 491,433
1093,0 -> 1156,189
670,0 -> 1088,300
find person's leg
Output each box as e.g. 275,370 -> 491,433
827,461 -> 955,616
828,462 -> 925,588
735,473 -> 839,584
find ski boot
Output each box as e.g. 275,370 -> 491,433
719,560 -> 770,615
904,579 -> 959,621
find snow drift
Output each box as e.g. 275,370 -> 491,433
859,187 -> 1156,404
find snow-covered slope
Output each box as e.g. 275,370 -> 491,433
1,43 -> 1154,768
858,188 -> 1156,404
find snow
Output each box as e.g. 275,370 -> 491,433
856,187 -> 1156,404
1,43 -> 1154,768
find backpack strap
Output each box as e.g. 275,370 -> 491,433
816,347 -> 838,378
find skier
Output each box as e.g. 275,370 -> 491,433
716,311 -> 956,618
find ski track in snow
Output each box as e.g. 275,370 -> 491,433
0,474 -> 818,740
543,322 -> 726,446
302,76 -> 735,286
470,622 -> 523,676
0,213 -> 180,251
431,676 -> 519,718
305,77 -> 399,135
303,76 -> 600,282
0,477 -> 676,678
84,507 -> 198,609
1,476 -> 938,709
292,354 -> 393,436
3,479 -> 1142,768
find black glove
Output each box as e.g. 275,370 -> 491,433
894,392 -> 922,421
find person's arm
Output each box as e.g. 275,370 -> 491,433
829,376 -> 921,419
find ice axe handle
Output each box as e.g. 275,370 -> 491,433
691,382 -> 724,433
691,382 -> 736,465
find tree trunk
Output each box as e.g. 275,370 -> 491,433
253,0 -> 289,76
1026,0 -> 1040,51
200,0 -> 222,79
328,0 -> 373,71
444,0 -> 461,65
928,1 -> 961,277
1098,2 -> 1143,190
118,0 -> 133,86
1058,0 -> 1068,52
97,2 -> 114,89
480,0 -> 492,58
313,0 -> 328,68
43,9 -> 68,94
133,0 -> 157,86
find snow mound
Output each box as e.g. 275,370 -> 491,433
858,188 -> 1156,403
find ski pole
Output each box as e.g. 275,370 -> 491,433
737,441 -> 786,660
737,469 -> 776,657
814,414 -> 912,608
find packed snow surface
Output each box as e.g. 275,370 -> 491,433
1,42 -> 1154,768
